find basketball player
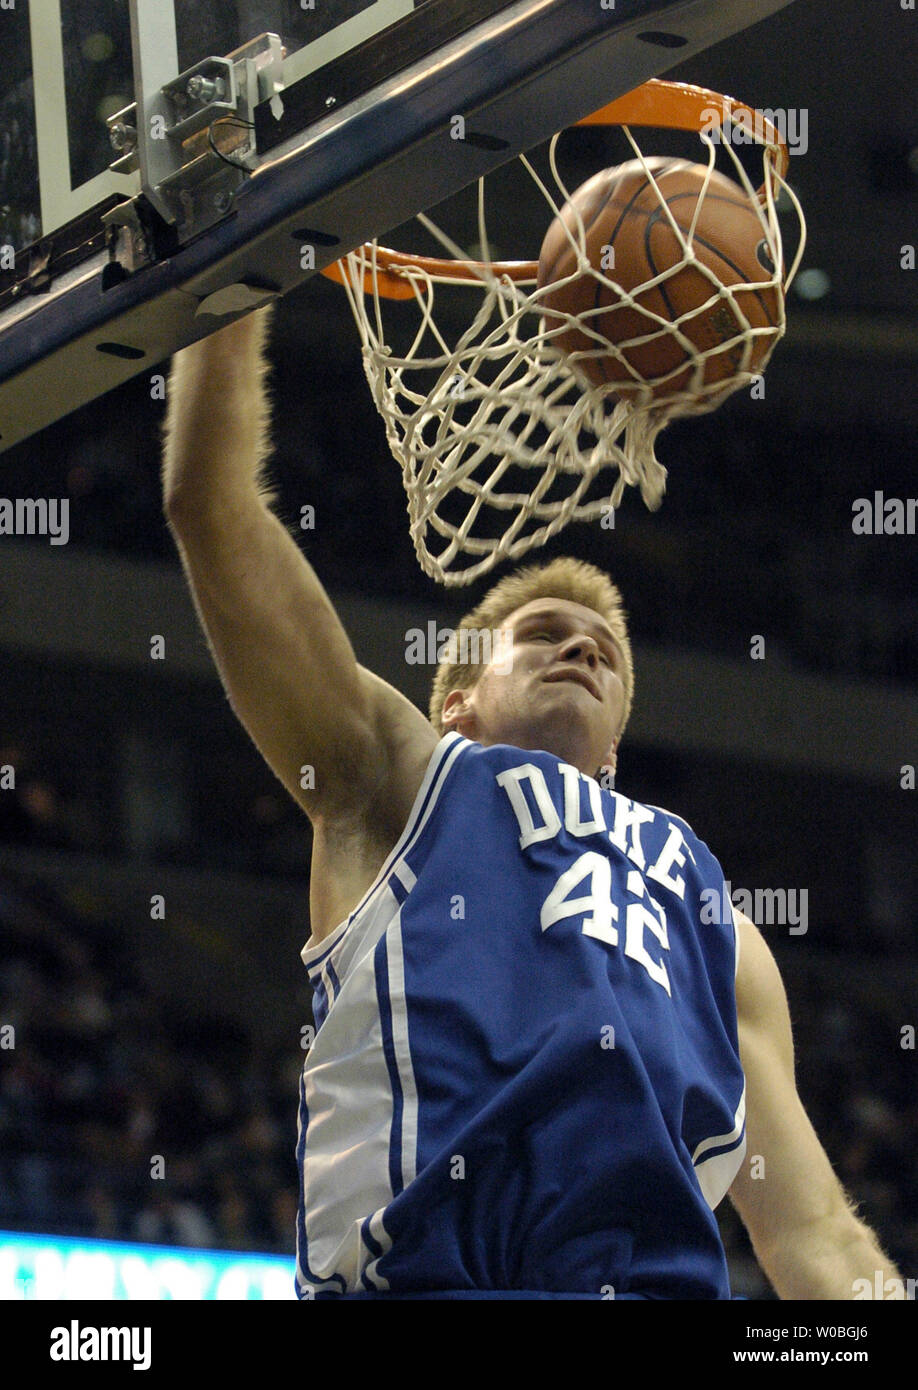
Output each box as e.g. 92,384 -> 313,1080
162,305 -> 902,1300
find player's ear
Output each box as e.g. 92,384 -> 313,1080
598,734 -> 619,785
442,689 -> 473,731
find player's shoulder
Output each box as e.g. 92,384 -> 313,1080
640,797 -> 731,885
344,665 -> 441,831
732,906 -> 786,1011
641,799 -> 702,846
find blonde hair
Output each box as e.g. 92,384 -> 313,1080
428,556 -> 634,740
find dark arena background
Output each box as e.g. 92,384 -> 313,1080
0,0 -> 915,1343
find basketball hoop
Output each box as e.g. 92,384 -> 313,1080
321,80 -> 807,587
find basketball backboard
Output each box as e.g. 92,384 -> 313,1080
0,0 -> 800,453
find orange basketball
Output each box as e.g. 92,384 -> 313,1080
536,157 -> 782,399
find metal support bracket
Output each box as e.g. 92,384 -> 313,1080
104,25 -> 286,260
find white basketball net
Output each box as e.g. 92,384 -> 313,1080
335,113 -> 806,586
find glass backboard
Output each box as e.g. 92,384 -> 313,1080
0,0 -> 801,452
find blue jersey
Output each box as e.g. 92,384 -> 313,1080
296,733 -> 745,1299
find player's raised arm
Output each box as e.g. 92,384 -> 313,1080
161,306 -> 433,825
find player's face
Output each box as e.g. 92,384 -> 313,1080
442,598 -> 626,778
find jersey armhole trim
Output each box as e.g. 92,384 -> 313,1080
732,900 -> 741,979
301,732 -> 466,969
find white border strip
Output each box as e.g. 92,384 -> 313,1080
29,0 -> 139,235
280,0 -> 416,88
692,1087 -> 747,1209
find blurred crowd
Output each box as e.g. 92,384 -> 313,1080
0,742 -> 103,857
0,874 -> 300,1255
1,866 -> 915,1294
0,736 -> 310,878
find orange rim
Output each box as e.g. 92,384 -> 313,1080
321,78 -> 789,299
320,250 -> 536,300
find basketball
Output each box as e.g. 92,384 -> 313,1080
536,157 -> 783,399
